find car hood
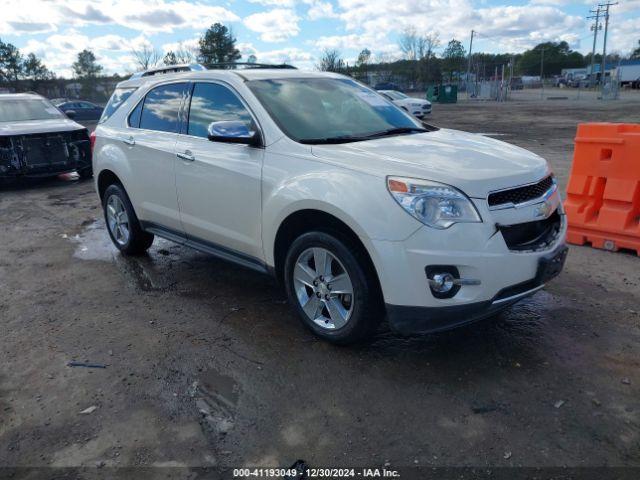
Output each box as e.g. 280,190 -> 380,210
310,128 -> 549,198
398,98 -> 430,106
0,118 -> 85,136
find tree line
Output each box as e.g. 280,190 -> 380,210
2,23 -> 640,98
319,29 -> 640,88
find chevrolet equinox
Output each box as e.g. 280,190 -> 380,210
93,66 -> 568,344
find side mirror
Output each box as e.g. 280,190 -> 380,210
65,110 -> 77,119
207,121 -> 262,147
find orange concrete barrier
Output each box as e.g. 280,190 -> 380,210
564,123 -> 640,255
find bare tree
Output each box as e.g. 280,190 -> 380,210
174,42 -> 196,64
400,28 -> 441,87
374,52 -> 395,82
131,44 -> 161,71
317,49 -> 345,73
399,27 -> 420,61
419,33 -> 440,85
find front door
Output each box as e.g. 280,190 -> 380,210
175,81 -> 264,259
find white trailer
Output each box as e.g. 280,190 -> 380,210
614,64 -> 640,85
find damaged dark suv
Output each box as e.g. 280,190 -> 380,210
0,93 -> 92,179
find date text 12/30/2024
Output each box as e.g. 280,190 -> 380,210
233,468 -> 401,478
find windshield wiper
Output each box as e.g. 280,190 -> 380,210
299,135 -> 367,145
363,127 -> 428,139
299,127 -> 428,144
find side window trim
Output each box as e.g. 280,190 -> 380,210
181,80 -> 263,142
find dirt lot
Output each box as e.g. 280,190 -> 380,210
1,99 -> 640,478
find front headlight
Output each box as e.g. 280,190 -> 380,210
387,176 -> 482,229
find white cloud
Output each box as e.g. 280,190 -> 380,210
244,8 -> 301,42
0,0 -> 239,35
330,0 -> 585,54
236,42 -> 315,68
304,0 -> 338,20
606,15 -> 640,54
20,30 -> 160,77
249,0 -> 296,6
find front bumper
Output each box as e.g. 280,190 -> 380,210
411,107 -> 431,118
0,129 -> 91,178
386,242 -> 568,335
368,196 -> 567,335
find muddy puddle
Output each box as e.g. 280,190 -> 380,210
189,367 -> 241,437
68,218 -> 180,292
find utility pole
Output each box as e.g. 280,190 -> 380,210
540,47 -> 545,99
509,56 -> 514,100
466,29 -> 474,98
587,6 -> 602,88
599,2 -> 618,95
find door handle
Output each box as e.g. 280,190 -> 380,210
177,151 -> 195,162
122,136 -> 135,146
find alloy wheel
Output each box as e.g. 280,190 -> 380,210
293,247 -> 354,330
106,194 -> 130,246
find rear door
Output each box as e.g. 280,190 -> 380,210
174,81 -> 264,260
125,82 -> 188,234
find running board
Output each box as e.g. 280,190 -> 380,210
140,221 -> 269,275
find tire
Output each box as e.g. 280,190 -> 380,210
284,231 -> 382,345
102,183 -> 154,255
77,166 -> 93,179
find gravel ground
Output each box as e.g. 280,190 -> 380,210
1,98 -> 639,478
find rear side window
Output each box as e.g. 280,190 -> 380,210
99,87 -> 136,124
187,82 -> 254,138
139,83 -> 187,133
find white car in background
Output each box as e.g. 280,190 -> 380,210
377,90 -> 432,118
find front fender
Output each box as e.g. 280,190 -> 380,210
261,159 -> 421,266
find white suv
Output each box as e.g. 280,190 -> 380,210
93,66 -> 567,344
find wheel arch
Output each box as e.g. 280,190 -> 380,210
97,169 -> 123,200
272,209 -> 383,300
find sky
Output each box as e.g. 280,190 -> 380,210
1,0 -> 639,77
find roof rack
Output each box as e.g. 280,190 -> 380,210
129,63 -> 206,79
207,62 -> 297,70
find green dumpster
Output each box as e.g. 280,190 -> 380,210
426,85 -> 439,102
426,84 -> 458,103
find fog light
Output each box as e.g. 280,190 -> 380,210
425,265 -> 462,299
429,273 -> 455,293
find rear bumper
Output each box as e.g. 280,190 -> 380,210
385,243 -> 568,335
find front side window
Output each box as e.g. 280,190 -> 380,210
139,83 -> 186,133
128,101 -> 143,128
187,82 -> 254,139
0,98 -> 64,122
247,78 -> 422,143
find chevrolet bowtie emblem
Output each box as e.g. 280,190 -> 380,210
533,200 -> 553,219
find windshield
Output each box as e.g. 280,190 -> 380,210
0,98 -> 64,122
386,91 -> 407,100
247,78 -> 424,143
